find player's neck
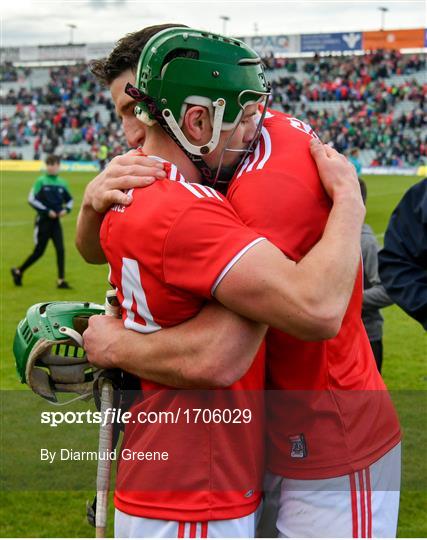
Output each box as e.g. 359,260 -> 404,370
143,128 -> 202,183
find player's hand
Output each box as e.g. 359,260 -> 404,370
83,149 -> 167,214
58,209 -> 67,218
309,139 -> 363,206
48,210 -> 57,219
83,315 -> 126,369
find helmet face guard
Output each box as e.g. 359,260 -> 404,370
211,91 -> 270,191
13,301 -> 104,403
126,27 -> 271,187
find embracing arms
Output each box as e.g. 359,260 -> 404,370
83,301 -> 266,388
80,141 -> 364,385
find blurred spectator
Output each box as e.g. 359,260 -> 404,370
379,178 -> 427,330
349,148 -> 362,175
97,143 -> 109,170
359,179 -> 393,373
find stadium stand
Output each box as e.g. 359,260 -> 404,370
1,50 -> 425,168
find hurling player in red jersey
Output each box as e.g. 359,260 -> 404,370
77,26 -> 367,538
227,109 -> 401,538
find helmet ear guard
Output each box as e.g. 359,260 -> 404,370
161,97 -> 226,156
13,301 -> 105,403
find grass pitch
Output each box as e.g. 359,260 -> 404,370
0,172 -> 425,536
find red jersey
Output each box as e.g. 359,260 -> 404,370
100,159 -> 266,521
227,110 -> 401,479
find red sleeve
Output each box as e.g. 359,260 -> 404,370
163,197 -> 264,298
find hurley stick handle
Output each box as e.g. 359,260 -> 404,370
95,290 -> 120,537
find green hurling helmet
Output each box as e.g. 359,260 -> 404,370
14,301 -> 104,402
128,27 -> 270,158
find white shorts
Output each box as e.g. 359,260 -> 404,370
259,442 -> 401,538
115,505 -> 261,538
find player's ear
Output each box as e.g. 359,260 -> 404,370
182,106 -> 212,143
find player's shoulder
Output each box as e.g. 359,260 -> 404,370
124,178 -> 231,233
264,108 -> 318,140
134,177 -> 226,206
135,157 -> 227,207
173,180 -> 226,204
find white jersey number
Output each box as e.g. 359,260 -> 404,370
121,257 -> 161,333
288,117 -> 319,139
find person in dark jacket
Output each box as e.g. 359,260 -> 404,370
359,179 -> 393,372
379,178 -> 427,330
11,155 -> 73,288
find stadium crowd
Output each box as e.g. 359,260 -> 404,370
263,49 -> 426,78
299,104 -> 425,167
1,50 -> 426,167
1,64 -> 127,162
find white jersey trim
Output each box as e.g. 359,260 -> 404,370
236,126 -> 272,178
179,181 -> 204,198
256,127 -> 272,170
211,237 -> 267,295
194,184 -> 215,198
246,141 -> 261,173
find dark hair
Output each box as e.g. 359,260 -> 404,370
358,177 -> 367,204
46,155 -> 60,166
90,24 -> 188,85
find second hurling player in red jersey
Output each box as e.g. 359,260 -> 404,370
227,109 -> 401,534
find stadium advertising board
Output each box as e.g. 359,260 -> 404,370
363,28 -> 425,50
0,160 -> 99,172
0,160 -> 43,172
362,166 -> 420,176
301,32 -> 362,52
237,34 -> 300,55
61,160 -> 99,172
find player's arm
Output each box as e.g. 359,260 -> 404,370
85,141 -> 362,386
75,151 -> 167,264
214,142 -> 364,338
84,302 -> 266,388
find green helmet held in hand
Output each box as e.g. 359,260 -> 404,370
14,301 -> 104,402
